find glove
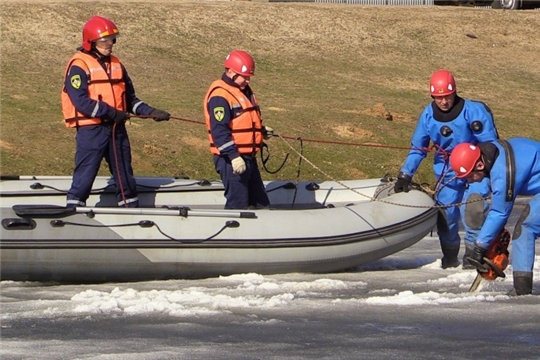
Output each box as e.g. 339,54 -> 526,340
150,109 -> 170,122
394,172 -> 412,193
231,156 -> 246,175
111,110 -> 130,124
262,126 -> 274,140
466,245 -> 489,272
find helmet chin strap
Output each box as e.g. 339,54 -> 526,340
225,68 -> 239,82
90,44 -> 110,59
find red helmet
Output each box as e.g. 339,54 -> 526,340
430,70 -> 456,96
450,143 -> 481,178
82,16 -> 120,51
224,50 -> 255,77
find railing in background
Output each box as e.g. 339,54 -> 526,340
313,0 -> 434,4
268,0 -> 435,5
267,0 -> 539,8
268,0 -> 436,4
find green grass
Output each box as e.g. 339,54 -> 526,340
1,1 -> 539,186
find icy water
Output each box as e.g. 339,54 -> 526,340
1,200 -> 539,360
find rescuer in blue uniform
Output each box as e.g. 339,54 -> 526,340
394,70 -> 499,269
62,16 -> 170,208
450,139 -> 540,295
203,50 -> 272,209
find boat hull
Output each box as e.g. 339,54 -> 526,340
0,176 -> 437,282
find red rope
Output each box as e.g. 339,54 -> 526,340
112,123 -> 129,208
131,114 -> 448,156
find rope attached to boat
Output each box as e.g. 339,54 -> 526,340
273,134 -> 488,210
49,219 -> 238,243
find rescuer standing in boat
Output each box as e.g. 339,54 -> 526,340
394,70 -> 499,269
203,50 -> 272,209
62,16 -> 170,208
450,139 -> 540,295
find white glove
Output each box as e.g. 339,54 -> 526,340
263,126 -> 274,140
231,156 -> 246,175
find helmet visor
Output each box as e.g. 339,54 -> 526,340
95,34 -> 120,43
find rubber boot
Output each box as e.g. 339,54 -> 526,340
508,272 -> 533,296
462,244 -> 476,270
441,245 -> 460,269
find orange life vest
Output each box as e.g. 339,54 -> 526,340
203,79 -> 263,156
61,52 -> 126,128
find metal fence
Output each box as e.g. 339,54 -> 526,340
269,0 -> 436,4
313,0 -> 435,4
267,0 -> 540,8
268,0 -> 484,4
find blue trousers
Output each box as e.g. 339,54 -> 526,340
67,124 -> 138,207
511,194 -> 540,272
214,155 -> 270,210
435,176 -> 490,248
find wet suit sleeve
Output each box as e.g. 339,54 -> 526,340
400,107 -> 432,177
476,154 -> 513,248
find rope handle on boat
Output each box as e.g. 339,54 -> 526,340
48,218 -> 240,243
11,204 -> 252,242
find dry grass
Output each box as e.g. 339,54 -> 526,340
1,1 -> 539,184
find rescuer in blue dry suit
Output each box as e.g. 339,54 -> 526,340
450,139 -> 540,295
394,70 -> 499,269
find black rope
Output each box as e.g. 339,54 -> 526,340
30,182 -> 116,194
260,137 -> 305,209
49,219 -> 236,243
260,142 -> 289,174
28,180 -> 222,194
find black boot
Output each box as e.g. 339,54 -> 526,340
508,272 -> 533,296
441,245 -> 460,269
462,244 -> 476,270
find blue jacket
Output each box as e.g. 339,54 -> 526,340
477,138 -> 540,248
401,97 -> 498,178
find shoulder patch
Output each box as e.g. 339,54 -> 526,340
213,107 -> 225,122
70,74 -> 82,89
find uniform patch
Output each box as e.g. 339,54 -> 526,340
213,107 -> 225,122
70,75 -> 81,89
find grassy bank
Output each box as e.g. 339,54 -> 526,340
1,1 -> 539,184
